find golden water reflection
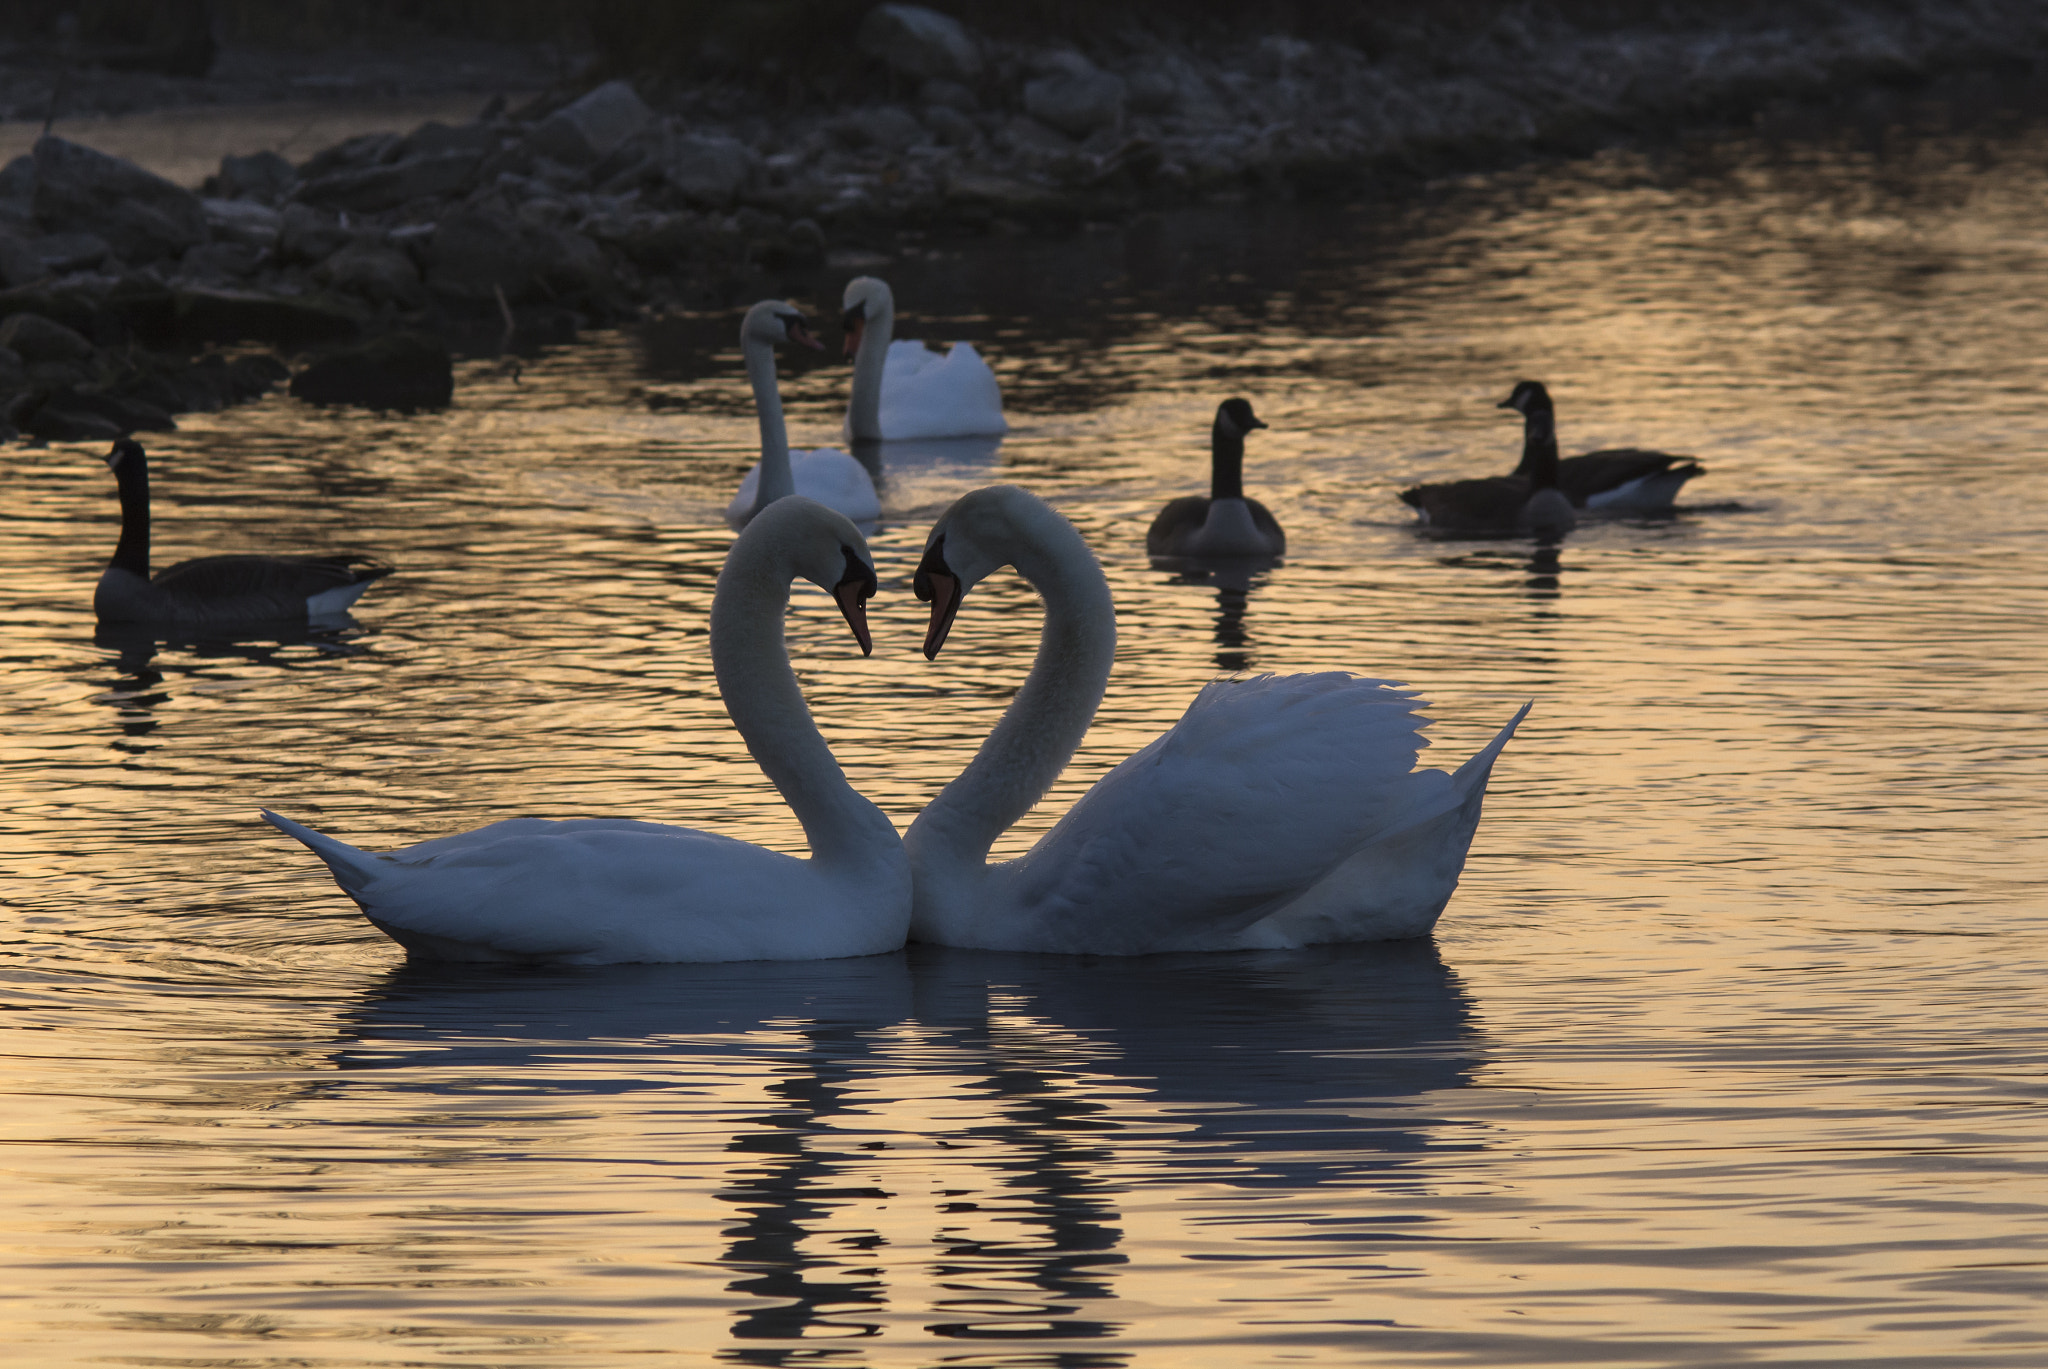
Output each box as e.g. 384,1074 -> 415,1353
1,99 -> 2046,1365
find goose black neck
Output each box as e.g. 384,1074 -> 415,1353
1209,418 -> 1245,501
1513,408 -> 1561,491
110,449 -> 150,577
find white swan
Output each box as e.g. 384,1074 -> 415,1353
727,301 -> 880,527
842,276 -> 1008,443
905,485 -> 1527,955
263,498 -> 909,965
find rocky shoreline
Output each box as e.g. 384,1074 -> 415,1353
1,1 -> 2044,443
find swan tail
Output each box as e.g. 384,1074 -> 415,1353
1452,700 -> 1531,796
260,810 -> 386,901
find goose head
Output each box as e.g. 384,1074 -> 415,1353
840,276 -> 895,357
742,496 -> 879,655
741,299 -> 824,352
1498,380 -> 1553,416
1214,397 -> 1268,439
105,436 -> 146,472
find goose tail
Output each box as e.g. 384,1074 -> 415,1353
261,810 -> 385,901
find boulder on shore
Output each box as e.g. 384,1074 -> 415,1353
528,81 -> 653,165
290,332 -> 453,412
31,136 -> 207,264
858,5 -> 981,82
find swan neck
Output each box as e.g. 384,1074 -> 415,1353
746,334 -> 794,510
111,452 -> 150,578
908,522 -> 1116,869
1210,421 -> 1246,500
711,541 -> 894,869
1514,410 -> 1561,490
847,299 -> 894,444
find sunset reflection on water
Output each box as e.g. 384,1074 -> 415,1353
1,105 -> 2045,1366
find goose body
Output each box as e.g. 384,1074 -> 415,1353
843,276 -> 1007,443
727,301 -> 880,527
1147,398 -> 1286,559
907,485 -> 1525,955
265,498 -> 909,965
1398,384 -> 1580,535
93,439 -> 392,628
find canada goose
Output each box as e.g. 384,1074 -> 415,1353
1146,398 -> 1285,558
94,439 -> 392,627
1502,380 -> 1703,511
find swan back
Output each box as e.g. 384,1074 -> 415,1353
843,275 -> 1007,441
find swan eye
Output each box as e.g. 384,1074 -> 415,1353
837,546 -> 877,601
913,536 -> 949,602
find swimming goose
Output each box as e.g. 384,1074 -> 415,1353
1501,381 -> 1703,511
727,301 -> 880,527
263,498 -> 909,965
1397,389 -> 1577,536
842,276 -> 1007,443
94,438 -> 392,628
906,484 -> 1526,955
1146,398 -> 1286,558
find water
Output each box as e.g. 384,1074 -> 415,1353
3,101 -> 2047,1366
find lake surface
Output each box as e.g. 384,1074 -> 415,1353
3,99 -> 2046,1367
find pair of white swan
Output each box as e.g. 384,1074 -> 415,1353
268,489 -> 1523,963
726,278 -> 1006,528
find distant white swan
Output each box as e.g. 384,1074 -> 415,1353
906,484 -> 1526,955
264,498 -> 909,965
728,301 -> 880,527
843,276 -> 1008,443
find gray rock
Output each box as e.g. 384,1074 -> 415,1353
170,287 -> 363,347
1126,65 -> 1184,115
921,105 -> 979,149
1024,61 -> 1127,138
834,105 -> 927,152
0,155 -> 36,218
0,228 -> 48,288
425,209 -> 610,304
0,344 -> 25,392
24,397 -> 124,443
179,241 -> 263,283
662,135 -> 756,208
1253,35 -> 1316,79
215,150 -> 296,204
31,232 -> 109,274
278,203 -> 350,265
316,241 -> 425,308
945,172 -> 1060,212
920,78 -> 978,111
295,151 -> 484,214
0,311 -> 95,364
202,198 -> 282,250
858,4 -> 981,82
401,120 -> 501,161
297,132 -> 400,181
31,136 -> 206,264
1002,115 -> 1076,154
613,212 -> 704,271
527,81 -> 652,165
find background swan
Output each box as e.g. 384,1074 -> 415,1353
727,301 -> 880,527
1146,398 -> 1286,558
906,484 -> 1526,955
95,438 -> 392,627
843,276 -> 1008,442
264,498 -> 908,965
1501,380 -> 1705,511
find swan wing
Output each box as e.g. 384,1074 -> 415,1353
1004,674 -> 1443,953
877,340 -> 1008,440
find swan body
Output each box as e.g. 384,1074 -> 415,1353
843,276 -> 1008,442
265,498 -> 909,965
94,439 -> 391,627
727,301 -> 880,527
1147,398 -> 1286,558
906,485 -> 1526,955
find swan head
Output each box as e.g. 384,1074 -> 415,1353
1214,397 -> 1267,438
840,276 -> 894,357
742,496 -> 879,655
912,484 -> 1072,660
1499,380 -> 1552,415
741,299 -> 824,352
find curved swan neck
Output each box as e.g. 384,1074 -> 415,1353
110,449 -> 150,577
746,331 -> 794,510
847,294 -> 894,444
908,512 -> 1116,867
1512,407 -> 1561,490
1210,415 -> 1246,501
711,533 -> 894,868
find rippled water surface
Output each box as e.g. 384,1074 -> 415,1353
3,105 -> 2046,1367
